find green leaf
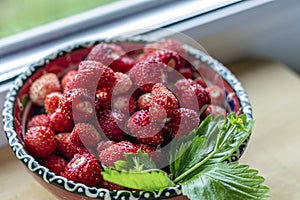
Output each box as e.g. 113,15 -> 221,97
114,150 -> 157,172
169,129 -> 197,177
204,113 -> 254,166
181,162 -> 269,200
102,167 -> 175,190
172,113 -> 254,183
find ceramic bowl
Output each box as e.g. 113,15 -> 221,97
2,37 -> 252,200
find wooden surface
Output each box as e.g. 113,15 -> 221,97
1,59 -> 300,199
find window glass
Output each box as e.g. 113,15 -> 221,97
0,0 -> 117,38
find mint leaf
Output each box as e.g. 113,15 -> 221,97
102,168 -> 175,190
114,150 -> 157,172
204,113 -> 254,166
181,162 -> 269,200
172,113 -> 254,183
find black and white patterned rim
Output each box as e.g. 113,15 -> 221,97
2,36 -> 253,199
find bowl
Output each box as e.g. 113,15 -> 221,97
2,37 -> 252,200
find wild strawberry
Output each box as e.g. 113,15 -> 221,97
86,43 -> 126,66
29,73 -> 61,106
41,154 -> 68,174
144,39 -> 187,65
100,180 -> 125,191
179,67 -> 193,79
97,110 -> 127,142
55,132 -> 89,160
169,108 -> 200,138
205,85 -> 225,106
110,56 -> 135,73
63,79 -> 76,93
95,88 -> 112,112
75,61 -> 116,91
44,92 -> 63,114
128,60 -> 168,93
201,104 -> 227,119
59,88 -> 95,122
24,126 -> 57,158
135,143 -> 156,153
127,110 -> 163,145
149,83 -> 178,122
27,114 -> 50,129
145,50 -> 184,70
137,132 -> 163,147
194,76 -> 207,88
98,141 -> 138,167
60,153 -> 102,187
61,70 -> 77,92
70,123 -> 102,147
96,140 -> 117,154
137,93 -> 151,110
112,95 -> 137,115
112,72 -> 133,96
49,108 -> 74,133
174,79 -> 211,112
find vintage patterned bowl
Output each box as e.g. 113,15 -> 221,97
2,37 -> 252,200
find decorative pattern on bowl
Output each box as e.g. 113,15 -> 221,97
2,37 -> 252,200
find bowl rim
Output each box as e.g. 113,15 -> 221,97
2,36 -> 253,199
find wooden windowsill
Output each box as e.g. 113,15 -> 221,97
1,59 -> 299,199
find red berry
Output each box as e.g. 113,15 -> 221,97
29,73 -> 61,106
44,92 -> 63,114
112,95 -> 137,115
128,60 -> 168,93
201,104 -> 227,119
99,141 -> 138,167
205,85 -> 226,106
41,154 -> 68,174
86,43 -> 126,66
194,76 -> 207,88
55,132 -> 89,160
70,123 -> 102,147
95,88 -> 112,111
149,83 -> 178,122
110,56 -> 135,73
49,108 -> 74,133
145,50 -> 184,70
100,179 -> 125,190
61,70 -> 77,93
60,153 -> 102,187
135,143 -> 156,153
137,93 -> 152,111
144,39 -> 187,69
27,114 -> 50,129
96,140 -> 117,154
169,108 -> 200,138
63,79 -> 76,93
179,68 -> 193,79
127,110 -> 163,145
97,110 -> 127,142
144,39 -> 187,64
137,132 -> 163,147
112,72 -> 133,96
174,79 -> 211,112
24,126 -> 57,158
75,61 -> 116,91
59,88 -> 95,122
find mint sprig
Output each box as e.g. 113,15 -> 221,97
101,113 -> 269,199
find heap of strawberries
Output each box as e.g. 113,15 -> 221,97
25,39 -> 227,190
